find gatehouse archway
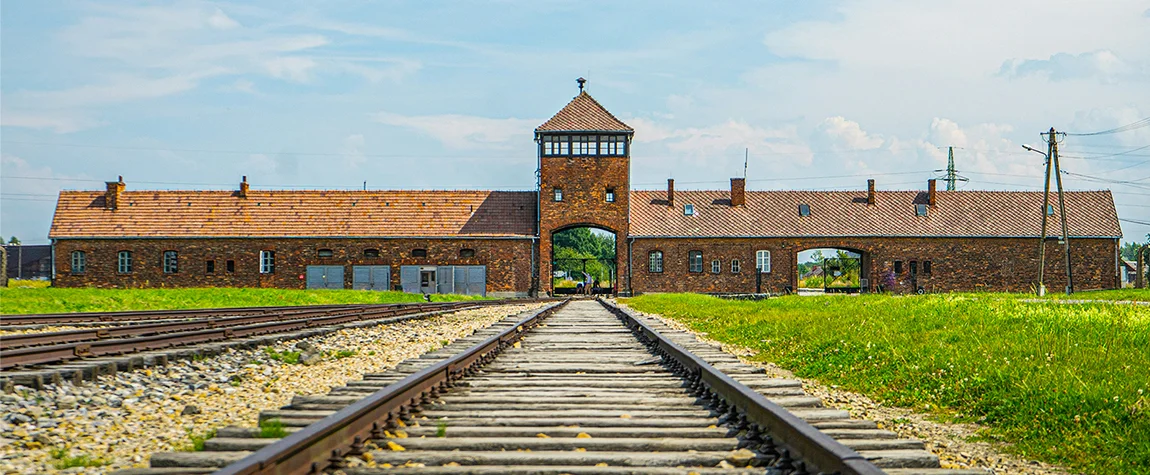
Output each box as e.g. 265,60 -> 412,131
795,247 -> 869,294
550,226 -> 617,295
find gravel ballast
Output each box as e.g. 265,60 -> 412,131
0,303 -> 543,474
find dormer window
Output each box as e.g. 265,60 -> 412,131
915,204 -> 928,217
798,204 -> 811,217
684,204 -> 695,216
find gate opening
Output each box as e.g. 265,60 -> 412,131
551,227 -> 616,295
797,248 -> 864,295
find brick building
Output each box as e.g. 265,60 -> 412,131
49,84 -> 1124,294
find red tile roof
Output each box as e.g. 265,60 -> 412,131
536,92 -> 633,133
49,190 -> 537,239
629,190 -> 1122,238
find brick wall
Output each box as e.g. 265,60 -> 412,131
537,154 -> 630,294
628,236 -> 1119,294
52,238 -> 534,293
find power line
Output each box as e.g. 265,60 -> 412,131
1065,117 -> 1150,136
1119,217 -> 1150,226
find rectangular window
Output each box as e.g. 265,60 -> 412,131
574,135 -> 592,155
543,136 -> 558,156
163,251 -> 178,274
558,136 -> 570,155
798,204 -> 811,217
756,250 -> 771,273
688,251 -> 703,273
910,260 -> 918,276
923,260 -> 932,275
648,251 -> 663,273
71,250 -> 86,274
317,249 -> 334,258
711,259 -> 721,274
605,188 -> 615,203
617,136 -> 627,155
226,260 -> 235,273
411,248 -> 428,257
117,251 -> 132,274
731,259 -> 741,273
554,188 -> 563,202
260,250 -> 275,274
894,260 -> 903,274
206,260 -> 215,273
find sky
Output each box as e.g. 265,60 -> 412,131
2,0 -> 1149,245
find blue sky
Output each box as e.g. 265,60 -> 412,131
2,0 -> 1149,245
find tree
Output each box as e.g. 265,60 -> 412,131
7,236 -> 19,245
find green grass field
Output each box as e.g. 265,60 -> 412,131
0,287 -> 488,315
623,293 -> 1150,473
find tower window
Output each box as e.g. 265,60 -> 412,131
574,135 -> 593,155
71,250 -> 86,274
605,188 -> 615,203
260,251 -> 275,274
688,251 -> 703,273
163,251 -> 179,274
558,135 -> 570,155
648,251 -> 663,273
118,251 -> 132,274
554,188 -> 563,202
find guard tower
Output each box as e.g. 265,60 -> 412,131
535,79 -> 634,295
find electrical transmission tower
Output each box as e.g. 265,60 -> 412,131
937,146 -> 968,191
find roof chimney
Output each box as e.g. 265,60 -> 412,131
239,176 -> 250,198
667,179 -> 675,206
730,178 -> 745,207
867,179 -> 876,206
928,179 -> 937,207
104,176 -> 125,210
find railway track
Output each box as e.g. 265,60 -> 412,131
1,303 -> 427,327
0,300 -> 533,389
120,300 -> 984,475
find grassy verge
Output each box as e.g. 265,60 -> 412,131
0,287 -> 489,315
623,293 -> 1150,473
1039,288 -> 1150,302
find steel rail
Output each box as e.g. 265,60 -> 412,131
601,299 -> 886,475
212,300 -> 567,475
0,301 -> 514,369
0,306 -> 393,350
0,303 -> 393,326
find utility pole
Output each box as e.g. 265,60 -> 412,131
946,146 -> 957,191
1036,137 -> 1053,296
1047,127 -> 1073,295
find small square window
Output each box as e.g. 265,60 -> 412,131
894,260 -> 903,274
915,204 -> 928,216
412,248 -> 428,258
554,188 -> 563,202
206,260 -> 215,274
606,188 -> 615,203
226,260 -> 235,273
317,249 -> 334,258
684,204 -> 694,216
798,204 -> 811,217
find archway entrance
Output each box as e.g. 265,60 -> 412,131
797,248 -> 865,294
551,227 -> 616,295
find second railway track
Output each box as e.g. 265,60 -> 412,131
122,300 -> 985,475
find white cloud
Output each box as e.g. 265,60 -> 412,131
264,57 -> 317,83
207,8 -> 240,30
372,112 -> 540,149
814,117 -> 883,151
999,50 -> 1133,82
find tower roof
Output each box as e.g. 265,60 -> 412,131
536,91 -> 633,134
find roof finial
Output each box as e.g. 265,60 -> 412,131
577,77 -> 586,93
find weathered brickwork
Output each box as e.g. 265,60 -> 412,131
629,237 -> 1120,294
52,238 -> 533,293
537,154 -> 630,293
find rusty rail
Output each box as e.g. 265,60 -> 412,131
0,303 -> 377,326
601,299 -> 886,475
211,300 -> 567,475
0,300 -> 527,370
